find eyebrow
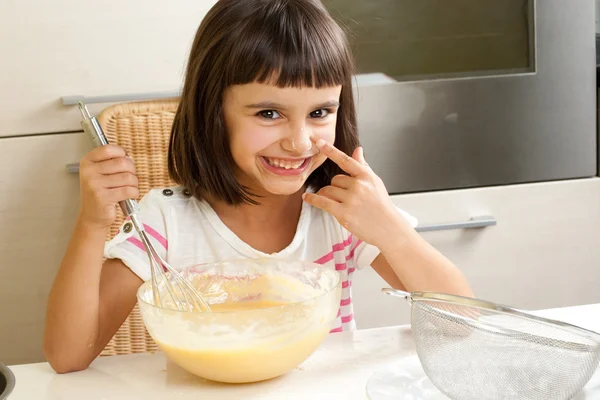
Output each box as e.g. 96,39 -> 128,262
244,100 -> 341,110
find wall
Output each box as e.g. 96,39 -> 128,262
0,0 -> 216,365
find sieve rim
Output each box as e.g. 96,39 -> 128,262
414,292 -> 600,342
389,289 -> 600,343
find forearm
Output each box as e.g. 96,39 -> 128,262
379,218 -> 474,297
44,215 -> 107,372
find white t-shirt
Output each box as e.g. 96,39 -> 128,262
104,186 -> 417,333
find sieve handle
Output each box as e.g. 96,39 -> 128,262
382,288 -> 411,299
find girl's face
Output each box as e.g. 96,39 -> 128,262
223,82 -> 342,197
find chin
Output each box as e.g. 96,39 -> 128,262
260,180 -> 307,196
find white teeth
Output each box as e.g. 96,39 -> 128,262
265,157 -> 305,169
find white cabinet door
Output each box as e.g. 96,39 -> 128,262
0,0 -> 217,137
352,178 -> 600,329
0,133 -> 90,365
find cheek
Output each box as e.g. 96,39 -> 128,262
230,127 -> 278,159
311,127 -> 335,165
311,124 -> 336,145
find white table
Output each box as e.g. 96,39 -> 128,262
8,303 -> 600,399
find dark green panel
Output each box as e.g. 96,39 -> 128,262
323,0 -> 532,79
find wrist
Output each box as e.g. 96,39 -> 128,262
75,214 -> 111,239
378,233 -> 422,263
375,207 -> 420,253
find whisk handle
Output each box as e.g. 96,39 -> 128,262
78,102 -> 141,218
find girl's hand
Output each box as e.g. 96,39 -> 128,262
303,139 -> 415,251
78,145 -> 139,231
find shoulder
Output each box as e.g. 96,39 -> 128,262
303,203 -> 350,245
133,186 -> 202,227
302,186 -> 341,229
140,186 -> 194,207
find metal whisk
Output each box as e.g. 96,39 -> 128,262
77,102 -> 211,313
382,288 -> 600,400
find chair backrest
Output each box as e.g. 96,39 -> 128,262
96,99 -> 179,356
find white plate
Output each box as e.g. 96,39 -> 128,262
366,356 -> 600,400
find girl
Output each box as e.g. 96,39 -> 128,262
44,0 -> 473,373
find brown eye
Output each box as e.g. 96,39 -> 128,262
257,110 -> 281,119
309,109 -> 330,119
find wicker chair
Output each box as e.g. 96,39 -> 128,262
96,98 -> 179,356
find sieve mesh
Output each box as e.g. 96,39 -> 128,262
410,299 -> 600,400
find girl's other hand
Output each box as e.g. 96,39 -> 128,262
303,139 -> 415,251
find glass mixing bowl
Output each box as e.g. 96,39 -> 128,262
137,258 -> 342,383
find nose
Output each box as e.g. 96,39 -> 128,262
282,123 -> 312,154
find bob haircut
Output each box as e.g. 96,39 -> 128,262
168,0 -> 359,205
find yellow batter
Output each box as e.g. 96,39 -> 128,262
207,300 -> 288,312
155,300 -> 330,383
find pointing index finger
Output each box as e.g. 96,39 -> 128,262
314,139 -> 365,177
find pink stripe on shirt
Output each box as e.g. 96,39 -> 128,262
341,313 -> 354,324
126,237 -> 145,252
335,263 -> 347,271
123,218 -> 168,250
126,237 -> 167,272
333,235 -> 354,251
143,224 -> 168,250
320,240 -> 362,265
314,251 -> 334,265
340,297 -> 352,306
314,235 -> 355,264
346,247 -> 357,260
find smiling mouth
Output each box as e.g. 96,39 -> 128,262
262,156 -> 310,170
260,156 -> 312,175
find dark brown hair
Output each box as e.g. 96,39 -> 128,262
168,0 -> 359,205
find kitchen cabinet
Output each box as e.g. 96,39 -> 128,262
0,0 -> 217,137
0,133 -> 90,365
352,178 -> 600,329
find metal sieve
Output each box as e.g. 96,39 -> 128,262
383,288 -> 600,400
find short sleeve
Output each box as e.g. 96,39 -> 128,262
352,206 -> 418,270
103,190 -> 169,282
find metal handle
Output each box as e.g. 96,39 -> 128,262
382,287 -> 411,299
62,90 -> 181,106
77,101 -> 140,218
60,76 -> 392,106
66,162 -> 80,173
415,215 -> 496,233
